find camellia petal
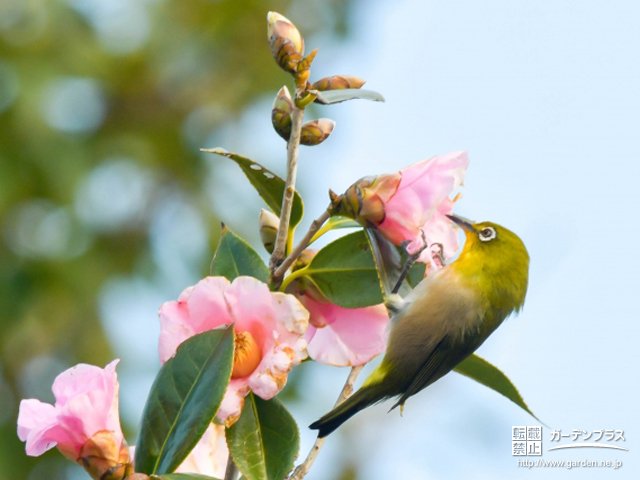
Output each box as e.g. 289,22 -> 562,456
272,291 -> 310,336
158,277 -> 233,363
178,276 -> 231,332
409,198 -> 460,267
216,380 -> 250,427
16,360 -> 127,471
224,276 -> 275,339
337,151 -> 468,267
300,294 -> 389,366
379,151 -> 468,249
158,300 -> 198,363
158,275 -> 309,424
176,423 -> 228,477
17,400 -> 59,456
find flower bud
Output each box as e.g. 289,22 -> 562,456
292,248 -> 316,272
294,49 -> 317,88
300,118 -> 335,146
271,86 -> 293,140
259,208 -> 280,253
335,173 -> 402,226
79,431 -> 132,480
328,189 -> 342,209
311,75 -> 366,91
267,12 -> 304,74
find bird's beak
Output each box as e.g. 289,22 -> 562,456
446,214 -> 474,232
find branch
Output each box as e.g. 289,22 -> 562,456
270,102 -> 305,273
224,455 -> 238,480
289,365 -> 364,480
272,208 -> 331,285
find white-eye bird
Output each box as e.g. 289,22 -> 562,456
309,215 -> 529,437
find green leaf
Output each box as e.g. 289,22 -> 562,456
211,227 -> 269,282
315,88 -> 385,105
365,228 -> 404,298
364,228 -> 426,299
152,475 -> 220,480
309,215 -> 360,243
302,230 -> 383,308
226,394 -> 299,480
201,148 -> 304,229
406,262 -> 426,288
135,328 -> 235,474
454,353 -> 539,420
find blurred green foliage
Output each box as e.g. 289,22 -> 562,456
0,1 -> 351,478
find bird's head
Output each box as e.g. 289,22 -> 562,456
446,214 -> 529,311
446,215 -> 527,258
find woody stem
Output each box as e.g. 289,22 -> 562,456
270,101 -> 305,278
273,208 -> 331,286
288,365 -> 364,480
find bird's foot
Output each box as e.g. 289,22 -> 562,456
384,293 -> 406,315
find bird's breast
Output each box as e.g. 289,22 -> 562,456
384,270 -> 483,368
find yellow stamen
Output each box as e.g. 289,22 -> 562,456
231,331 -> 262,379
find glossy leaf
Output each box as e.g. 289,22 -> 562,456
302,230 -> 383,308
309,215 -> 360,243
364,228 -> 426,298
226,394 -> 299,480
315,88 -> 385,105
454,353 -> 539,420
202,148 -> 303,229
406,262 -> 426,288
211,227 -> 269,282
135,328 -> 235,474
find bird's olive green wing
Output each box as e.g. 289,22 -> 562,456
391,336 -> 477,410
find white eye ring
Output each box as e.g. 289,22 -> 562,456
478,226 -> 497,242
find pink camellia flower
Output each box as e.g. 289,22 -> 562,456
335,151 -> 469,266
159,276 -> 309,425
175,423 -> 228,477
285,250 -> 390,367
298,292 -> 389,367
17,360 -> 130,478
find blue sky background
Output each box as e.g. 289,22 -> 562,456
100,1 -> 639,479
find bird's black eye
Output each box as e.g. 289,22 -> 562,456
478,226 -> 497,242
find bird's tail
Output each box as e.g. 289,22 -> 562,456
309,385 -> 381,438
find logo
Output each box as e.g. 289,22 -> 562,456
512,425 -> 542,456
548,428 -> 628,451
512,425 -> 627,470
